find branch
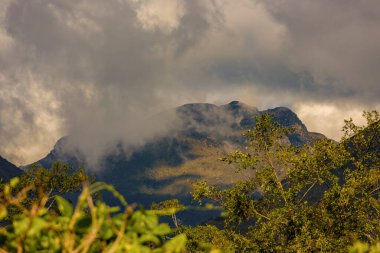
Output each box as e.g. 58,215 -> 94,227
370,186 -> 380,195
72,191 -> 101,253
252,208 -> 270,221
106,212 -> 127,253
299,182 -> 317,204
266,153 -> 288,205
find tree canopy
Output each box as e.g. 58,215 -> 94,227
192,111 -> 380,252
0,162 -> 95,220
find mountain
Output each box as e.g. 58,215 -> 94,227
0,156 -> 22,182
33,137 -> 85,169
30,101 -> 326,223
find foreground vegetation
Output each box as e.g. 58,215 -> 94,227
0,111 -> 379,252
0,178 -> 186,252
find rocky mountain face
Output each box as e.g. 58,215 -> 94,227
176,101 -> 323,146
30,101 -> 326,223
0,156 -> 22,182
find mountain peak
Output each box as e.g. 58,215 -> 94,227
226,101 -> 244,110
178,103 -> 218,112
263,107 -> 306,129
224,101 -> 258,111
228,100 -> 242,107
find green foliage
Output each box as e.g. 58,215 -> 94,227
151,199 -> 185,215
349,241 -> 380,253
192,112 -> 380,252
183,225 -> 234,252
0,162 -> 95,219
0,178 -> 187,252
151,199 -> 185,234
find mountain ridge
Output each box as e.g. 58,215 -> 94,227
22,101 -> 328,224
0,156 -> 22,182
29,102 -> 325,201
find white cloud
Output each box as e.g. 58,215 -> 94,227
294,103 -> 373,141
134,0 -> 185,33
0,73 -> 63,165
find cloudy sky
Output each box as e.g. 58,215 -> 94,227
0,0 -> 379,165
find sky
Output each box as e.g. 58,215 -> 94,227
0,0 -> 379,165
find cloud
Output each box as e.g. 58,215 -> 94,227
0,72 -> 63,164
294,103 -> 369,140
0,0 -> 378,165
134,0 -> 185,33
263,0 -> 380,104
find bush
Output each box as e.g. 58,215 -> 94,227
0,178 -> 186,252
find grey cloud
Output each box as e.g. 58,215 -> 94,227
0,0 -> 378,164
262,0 -> 380,105
0,0 -> 215,165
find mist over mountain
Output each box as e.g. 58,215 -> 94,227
30,101 -> 325,210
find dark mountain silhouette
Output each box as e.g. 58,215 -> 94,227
29,101 -> 326,224
0,156 -> 22,182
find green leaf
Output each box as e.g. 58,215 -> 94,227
0,205 -> 7,220
27,217 -> 47,236
108,206 -> 121,213
55,196 -> 73,217
100,227 -> 114,240
13,215 -> 30,235
162,234 -> 187,253
75,217 -> 92,231
89,182 -> 127,206
139,234 -> 160,245
152,223 -> 171,236
9,177 -> 19,188
144,214 -> 159,229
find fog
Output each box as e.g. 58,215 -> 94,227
0,0 -> 379,165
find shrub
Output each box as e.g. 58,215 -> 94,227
0,178 -> 186,252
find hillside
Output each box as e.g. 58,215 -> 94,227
0,156 -> 22,182
30,102 -> 324,208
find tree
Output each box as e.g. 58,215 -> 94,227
0,162 -> 95,220
151,199 -> 185,234
192,112 -> 380,252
